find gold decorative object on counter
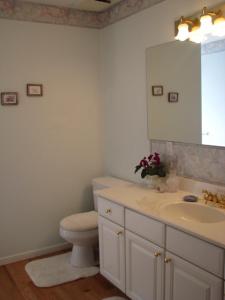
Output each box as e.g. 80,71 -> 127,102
202,189 -> 225,209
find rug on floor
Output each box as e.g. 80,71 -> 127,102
102,298 -> 127,300
25,252 -> 99,287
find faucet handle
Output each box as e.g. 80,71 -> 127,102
202,189 -> 210,203
218,195 -> 225,208
212,193 -> 219,203
203,190 -> 225,209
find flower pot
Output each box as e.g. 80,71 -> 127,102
145,175 -> 167,192
145,175 -> 160,189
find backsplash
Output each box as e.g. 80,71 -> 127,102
151,140 -> 225,186
202,39 -> 225,55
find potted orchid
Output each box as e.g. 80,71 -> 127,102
135,153 -> 167,190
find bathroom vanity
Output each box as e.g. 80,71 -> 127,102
96,182 -> 225,300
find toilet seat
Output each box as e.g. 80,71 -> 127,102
60,210 -> 98,232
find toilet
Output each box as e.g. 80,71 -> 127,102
59,176 -> 131,267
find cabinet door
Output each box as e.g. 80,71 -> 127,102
126,230 -> 164,300
165,252 -> 223,300
98,216 -> 125,292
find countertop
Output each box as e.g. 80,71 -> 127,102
96,184 -> 225,249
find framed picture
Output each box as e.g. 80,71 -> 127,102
168,92 -> 179,103
27,84 -> 43,96
152,85 -> 163,96
1,92 -> 18,105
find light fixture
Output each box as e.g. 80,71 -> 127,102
200,7 -> 214,34
175,5 -> 225,43
213,16 -> 225,37
175,17 -> 193,42
189,25 -> 205,43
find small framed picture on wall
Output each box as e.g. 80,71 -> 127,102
152,85 -> 163,96
27,84 -> 43,96
168,92 -> 179,103
1,92 -> 18,105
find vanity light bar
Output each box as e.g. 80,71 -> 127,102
175,6 -> 225,43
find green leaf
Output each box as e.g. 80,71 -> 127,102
134,165 -> 142,173
141,168 -> 147,178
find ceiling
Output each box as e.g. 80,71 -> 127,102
25,0 -> 123,12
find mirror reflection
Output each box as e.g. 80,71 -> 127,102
146,37 -> 225,147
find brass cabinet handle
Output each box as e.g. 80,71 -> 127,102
116,231 -> 123,235
105,208 -> 112,214
164,258 -> 172,263
154,252 -> 161,257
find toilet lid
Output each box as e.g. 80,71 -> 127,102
60,211 -> 98,232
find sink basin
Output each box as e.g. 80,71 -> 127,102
159,202 -> 225,223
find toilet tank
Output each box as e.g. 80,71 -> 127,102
92,176 -> 131,211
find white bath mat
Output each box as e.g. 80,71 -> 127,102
25,252 -> 99,287
102,298 -> 127,300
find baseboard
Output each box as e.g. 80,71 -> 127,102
0,242 -> 71,266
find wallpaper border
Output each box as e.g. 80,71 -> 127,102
0,0 -> 165,28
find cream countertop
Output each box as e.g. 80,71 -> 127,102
95,183 -> 225,249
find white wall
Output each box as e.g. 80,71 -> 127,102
0,19 -> 103,260
100,0 -> 223,182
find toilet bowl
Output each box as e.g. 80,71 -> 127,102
60,211 -> 98,267
59,176 -> 131,267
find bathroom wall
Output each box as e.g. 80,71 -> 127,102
0,19 -> 103,261
100,0 -> 225,185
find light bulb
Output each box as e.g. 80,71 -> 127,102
175,23 -> 190,41
200,14 -> 213,34
189,26 -> 206,43
213,16 -> 225,37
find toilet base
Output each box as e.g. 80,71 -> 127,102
70,245 -> 97,267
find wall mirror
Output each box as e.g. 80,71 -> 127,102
146,37 -> 225,147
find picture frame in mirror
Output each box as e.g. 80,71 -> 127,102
27,84 -> 43,97
152,85 -> 163,96
168,92 -> 179,103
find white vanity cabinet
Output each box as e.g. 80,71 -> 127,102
97,196 -> 224,300
126,230 -> 164,300
164,252 -> 223,300
223,260 -> 225,300
98,215 -> 125,292
165,226 -> 224,300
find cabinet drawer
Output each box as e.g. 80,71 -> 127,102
98,197 -> 124,226
125,209 -> 165,247
166,227 -> 224,277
